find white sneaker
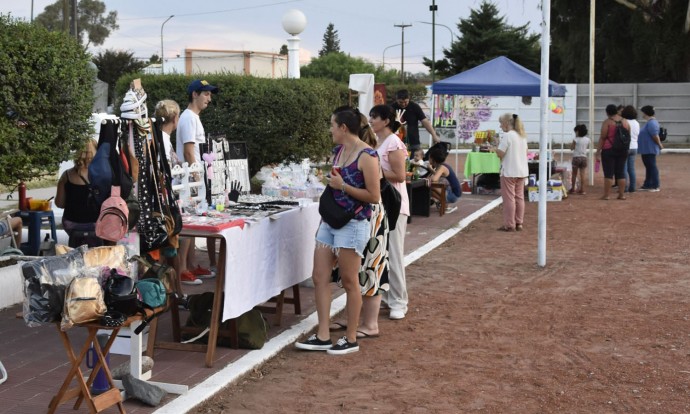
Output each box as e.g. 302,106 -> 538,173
389,309 -> 406,320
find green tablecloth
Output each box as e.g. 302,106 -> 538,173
464,152 -> 501,177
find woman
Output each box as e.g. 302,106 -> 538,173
330,113 -> 390,338
596,104 -> 630,200
496,113 -> 528,231
426,145 -> 461,208
369,104 -> 410,320
637,105 -> 663,192
621,105 -> 640,192
296,107 -> 380,355
153,99 -> 196,290
55,139 -> 103,247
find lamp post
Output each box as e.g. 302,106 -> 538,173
429,1 -> 438,84
282,9 -> 307,79
382,42 -> 407,69
160,15 -> 174,75
394,23 -> 412,84
417,21 -> 455,45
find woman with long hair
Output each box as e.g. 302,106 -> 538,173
369,104 -> 410,320
496,113 -> 528,231
296,107 -> 380,355
55,139 -> 103,247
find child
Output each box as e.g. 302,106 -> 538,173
408,148 -> 429,178
427,146 -> 461,206
570,124 -> 590,194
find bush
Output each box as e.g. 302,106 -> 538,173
0,14 -> 95,188
116,74 -> 343,176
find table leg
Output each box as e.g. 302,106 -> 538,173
205,237 -> 227,367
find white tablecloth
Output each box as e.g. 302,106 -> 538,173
220,203 -> 320,321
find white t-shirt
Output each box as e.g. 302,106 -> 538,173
176,109 -> 205,165
497,130 -> 529,178
628,119 -> 640,150
572,136 -> 590,158
376,133 -> 410,216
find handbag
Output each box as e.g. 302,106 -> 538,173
319,186 -> 362,229
380,177 -> 402,230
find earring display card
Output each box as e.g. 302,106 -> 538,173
224,142 -> 250,193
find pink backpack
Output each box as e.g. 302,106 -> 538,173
95,186 -> 130,242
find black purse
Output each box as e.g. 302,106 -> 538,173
319,186 -> 361,229
380,178 -> 402,230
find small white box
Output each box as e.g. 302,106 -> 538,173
97,325 -> 149,355
528,186 -> 563,202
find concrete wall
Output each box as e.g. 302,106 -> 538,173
576,83 -> 690,144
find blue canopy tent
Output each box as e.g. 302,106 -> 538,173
429,56 -> 567,178
431,56 -> 566,97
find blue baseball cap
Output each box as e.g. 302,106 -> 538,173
187,79 -> 219,94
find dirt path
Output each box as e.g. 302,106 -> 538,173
193,154 -> 690,413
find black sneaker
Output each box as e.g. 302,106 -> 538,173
326,336 -> 359,355
295,334 -> 332,351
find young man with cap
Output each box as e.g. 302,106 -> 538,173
176,79 -> 219,285
391,89 -> 441,153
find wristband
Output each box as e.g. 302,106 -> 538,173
341,182 -> 346,192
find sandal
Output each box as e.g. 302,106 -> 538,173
497,226 -> 515,232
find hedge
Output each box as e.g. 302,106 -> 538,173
114,75 -> 429,176
0,14 -> 94,188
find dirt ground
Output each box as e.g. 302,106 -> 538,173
193,154 -> 690,413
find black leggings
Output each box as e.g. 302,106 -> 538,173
601,149 -> 627,180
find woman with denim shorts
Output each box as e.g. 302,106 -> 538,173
296,107 -> 380,355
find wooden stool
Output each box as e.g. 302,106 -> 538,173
257,284 -> 302,326
49,323 -> 126,414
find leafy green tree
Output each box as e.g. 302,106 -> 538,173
302,52 -> 401,84
93,49 -> 146,105
0,14 -> 94,187
34,0 -> 118,48
423,0 -> 540,78
279,44 -> 288,55
551,0 -> 690,82
149,54 -> 161,64
319,23 -> 341,57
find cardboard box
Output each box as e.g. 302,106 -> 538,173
528,186 -> 564,202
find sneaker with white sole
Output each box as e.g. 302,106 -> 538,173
180,270 -> 202,285
326,336 -> 359,355
191,265 -> 215,279
389,309 -> 406,320
295,334 -> 332,351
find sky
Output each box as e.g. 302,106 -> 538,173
5,0 -> 543,74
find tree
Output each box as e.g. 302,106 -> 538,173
149,54 -> 161,64
551,0 -> 690,82
319,23 -> 341,57
92,50 -> 146,105
0,14 -> 94,187
34,0 -> 118,48
301,52 -> 401,84
279,44 -> 288,55
423,0 -> 541,78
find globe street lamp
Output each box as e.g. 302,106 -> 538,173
282,9 -> 307,79
161,15 -> 174,75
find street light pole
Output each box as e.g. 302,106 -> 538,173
382,42 -> 407,69
394,23 -> 412,84
161,15 -> 174,75
417,21 -> 455,45
429,1 -> 437,84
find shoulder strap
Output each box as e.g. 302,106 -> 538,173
76,170 -> 89,185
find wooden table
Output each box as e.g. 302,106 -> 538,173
153,204 -> 320,367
